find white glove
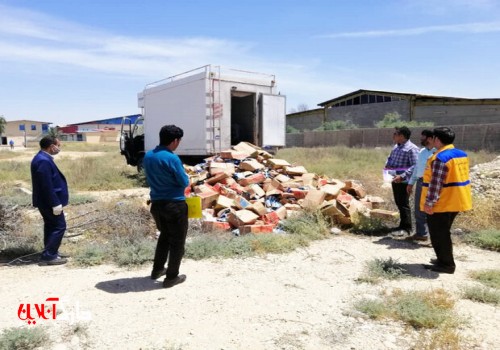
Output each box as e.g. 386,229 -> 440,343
52,204 -> 63,215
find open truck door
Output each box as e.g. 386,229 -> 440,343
259,93 -> 286,148
119,115 -> 145,171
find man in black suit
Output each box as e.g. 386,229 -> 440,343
31,136 -> 69,265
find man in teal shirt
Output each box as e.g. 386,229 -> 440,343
406,130 -> 435,241
144,125 -> 190,288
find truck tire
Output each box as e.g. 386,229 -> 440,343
136,155 -> 144,172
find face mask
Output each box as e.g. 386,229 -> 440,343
51,144 -> 61,155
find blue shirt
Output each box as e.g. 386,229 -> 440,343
143,146 -> 189,201
408,147 -> 436,185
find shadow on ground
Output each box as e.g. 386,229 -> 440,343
398,263 -> 440,279
373,236 -> 433,250
95,276 -> 162,293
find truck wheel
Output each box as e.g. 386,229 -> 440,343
136,155 -> 144,172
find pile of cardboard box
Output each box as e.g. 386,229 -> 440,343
185,142 -> 398,235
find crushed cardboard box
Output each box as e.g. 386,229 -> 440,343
184,142 -> 396,233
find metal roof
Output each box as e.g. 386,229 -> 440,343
318,89 -> 500,107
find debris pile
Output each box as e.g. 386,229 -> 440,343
469,155 -> 500,199
184,142 -> 397,235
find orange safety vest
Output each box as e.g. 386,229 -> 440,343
420,144 -> 472,213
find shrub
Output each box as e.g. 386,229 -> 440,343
0,327 -> 50,350
469,269 -> 500,289
463,229 -> 500,251
357,257 -> 409,284
374,112 -> 434,128
355,288 -> 458,329
315,120 -> 358,131
286,125 -> 301,134
461,286 -> 500,305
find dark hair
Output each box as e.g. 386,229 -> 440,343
395,126 -> 411,139
39,136 -> 57,149
159,125 -> 184,146
421,129 -> 434,138
433,127 -> 455,145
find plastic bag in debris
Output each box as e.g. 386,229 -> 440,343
265,196 -> 282,209
232,228 -> 240,237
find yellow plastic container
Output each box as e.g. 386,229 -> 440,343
186,196 -> 202,219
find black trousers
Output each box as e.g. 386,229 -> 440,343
427,212 -> 458,269
38,207 -> 66,261
150,201 -> 188,279
391,182 -> 412,231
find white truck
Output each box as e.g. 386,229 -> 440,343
120,65 -> 286,169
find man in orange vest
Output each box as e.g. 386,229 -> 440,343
421,127 -> 472,274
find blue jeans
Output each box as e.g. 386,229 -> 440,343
414,179 -> 428,237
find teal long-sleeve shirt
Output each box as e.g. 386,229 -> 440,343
143,146 -> 189,201
408,147 -> 436,186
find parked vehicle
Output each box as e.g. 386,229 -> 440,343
120,65 -> 286,169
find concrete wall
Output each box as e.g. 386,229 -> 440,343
285,123 -> 500,152
287,102 -> 500,131
414,104 -> 500,125
326,100 -> 409,127
286,109 -> 324,131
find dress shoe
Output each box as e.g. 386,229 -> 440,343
151,268 -> 167,280
430,265 -> 455,274
163,274 -> 186,288
39,257 -> 67,266
405,234 -> 428,242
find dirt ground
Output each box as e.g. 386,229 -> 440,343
1,231 -> 499,349
1,148 -> 498,349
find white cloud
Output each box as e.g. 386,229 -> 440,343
319,21 -> 500,38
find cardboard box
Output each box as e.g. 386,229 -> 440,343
245,183 -> 266,199
285,165 -> 308,176
238,173 -> 266,186
275,206 -> 287,220
370,209 -> 399,220
248,201 -> 268,216
239,159 -> 265,171
262,211 -> 280,225
233,195 -> 252,210
202,221 -> 231,231
220,150 -> 250,160
214,195 -> 235,211
320,184 -> 343,199
196,191 -> 220,209
233,142 -> 260,157
228,210 -> 259,227
302,189 -> 326,209
205,172 -> 229,185
267,159 -> 291,169
209,162 -> 235,176
301,173 -> 316,187
239,224 -> 274,235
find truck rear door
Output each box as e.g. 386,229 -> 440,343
259,94 -> 286,147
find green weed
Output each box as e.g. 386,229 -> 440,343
461,285 -> 500,305
357,257 -> 409,284
469,269 -> 500,289
0,327 -> 50,350
463,229 -> 500,251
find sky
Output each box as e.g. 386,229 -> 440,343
0,0 -> 499,126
